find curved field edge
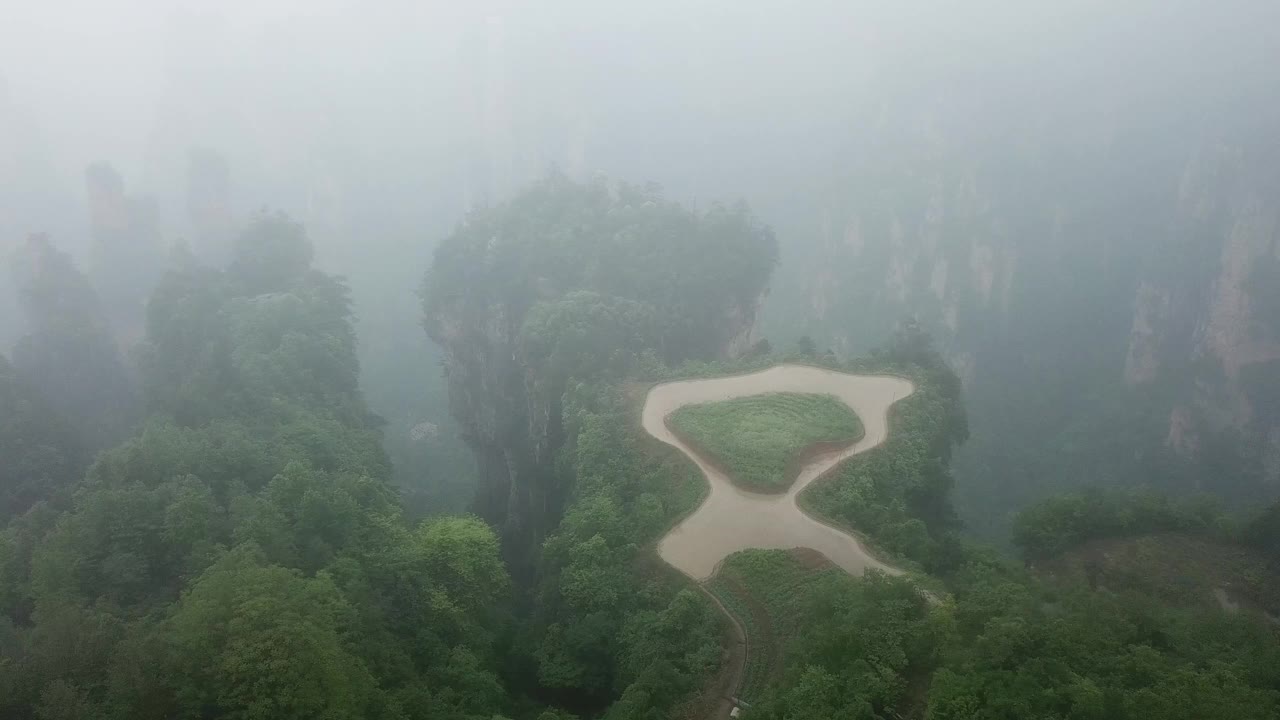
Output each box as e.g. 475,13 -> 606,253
703,547 -> 937,712
666,392 -> 865,494
629,356 -> 960,576
705,549 -> 844,704
630,363 -> 919,573
615,356 -> 960,712
535,382 -> 725,720
793,386 -> 934,575
793,366 -> 966,579
604,359 -> 1278,720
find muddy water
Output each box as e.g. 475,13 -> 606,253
646,364 -> 915,581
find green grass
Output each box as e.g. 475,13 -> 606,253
707,550 -> 845,703
1041,533 -> 1280,616
668,392 -> 863,492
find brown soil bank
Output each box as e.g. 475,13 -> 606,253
645,364 -> 914,580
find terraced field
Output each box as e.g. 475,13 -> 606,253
644,364 -> 914,718
668,392 -> 863,492
706,549 -> 842,703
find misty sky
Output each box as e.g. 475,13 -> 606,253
3,0 -> 1278,270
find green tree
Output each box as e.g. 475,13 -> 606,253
228,213 -> 315,295
167,547 -> 381,720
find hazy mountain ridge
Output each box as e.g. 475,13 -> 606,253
786,117 -> 1280,532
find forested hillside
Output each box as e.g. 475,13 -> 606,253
423,175 -> 777,570
0,353 -> 83,520
8,2 -> 1276,545
10,234 -> 138,455
3,169 -> 1279,720
801,126 -> 1280,541
757,8 -> 1280,538
0,182 -> 778,720
6,3 -> 1280,718
417,178 -> 1280,719
0,216 -> 513,719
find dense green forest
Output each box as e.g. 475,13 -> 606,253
3,176 -> 1279,720
6,3 -> 1280,717
422,175 -> 777,572
1,217 -> 513,719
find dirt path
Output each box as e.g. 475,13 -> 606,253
693,584 -> 749,720
643,365 -> 915,717
646,364 -> 914,580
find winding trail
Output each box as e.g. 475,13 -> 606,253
642,364 -> 914,715
646,364 -> 914,580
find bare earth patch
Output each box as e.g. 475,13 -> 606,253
644,364 -> 914,581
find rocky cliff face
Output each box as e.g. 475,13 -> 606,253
791,123 -> 1280,524
432,304 -> 542,562
424,178 -> 777,570
431,285 -> 762,568
809,139 -> 1277,388
85,163 -> 165,350
1122,143 -> 1280,461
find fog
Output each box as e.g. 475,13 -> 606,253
7,1 -> 1274,259
5,0 -> 1280,516
5,2 -> 1280,716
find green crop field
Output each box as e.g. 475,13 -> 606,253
668,392 -> 863,492
707,550 -> 844,703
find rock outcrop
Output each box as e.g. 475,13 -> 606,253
85,163 -> 165,349
795,121 -> 1280,518
424,177 -> 776,571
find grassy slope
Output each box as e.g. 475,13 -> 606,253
632,359 -> 943,714
706,549 -> 843,703
1039,532 -> 1280,617
642,363 -> 1280,718
668,392 -> 863,492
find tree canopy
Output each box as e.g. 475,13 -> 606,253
0,214 -> 513,720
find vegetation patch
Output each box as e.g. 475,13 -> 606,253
706,549 -> 843,703
1038,532 -> 1280,616
668,392 -> 863,492
1012,487 -> 1232,561
710,548 -> 942,719
530,383 -> 726,717
799,330 -> 969,572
